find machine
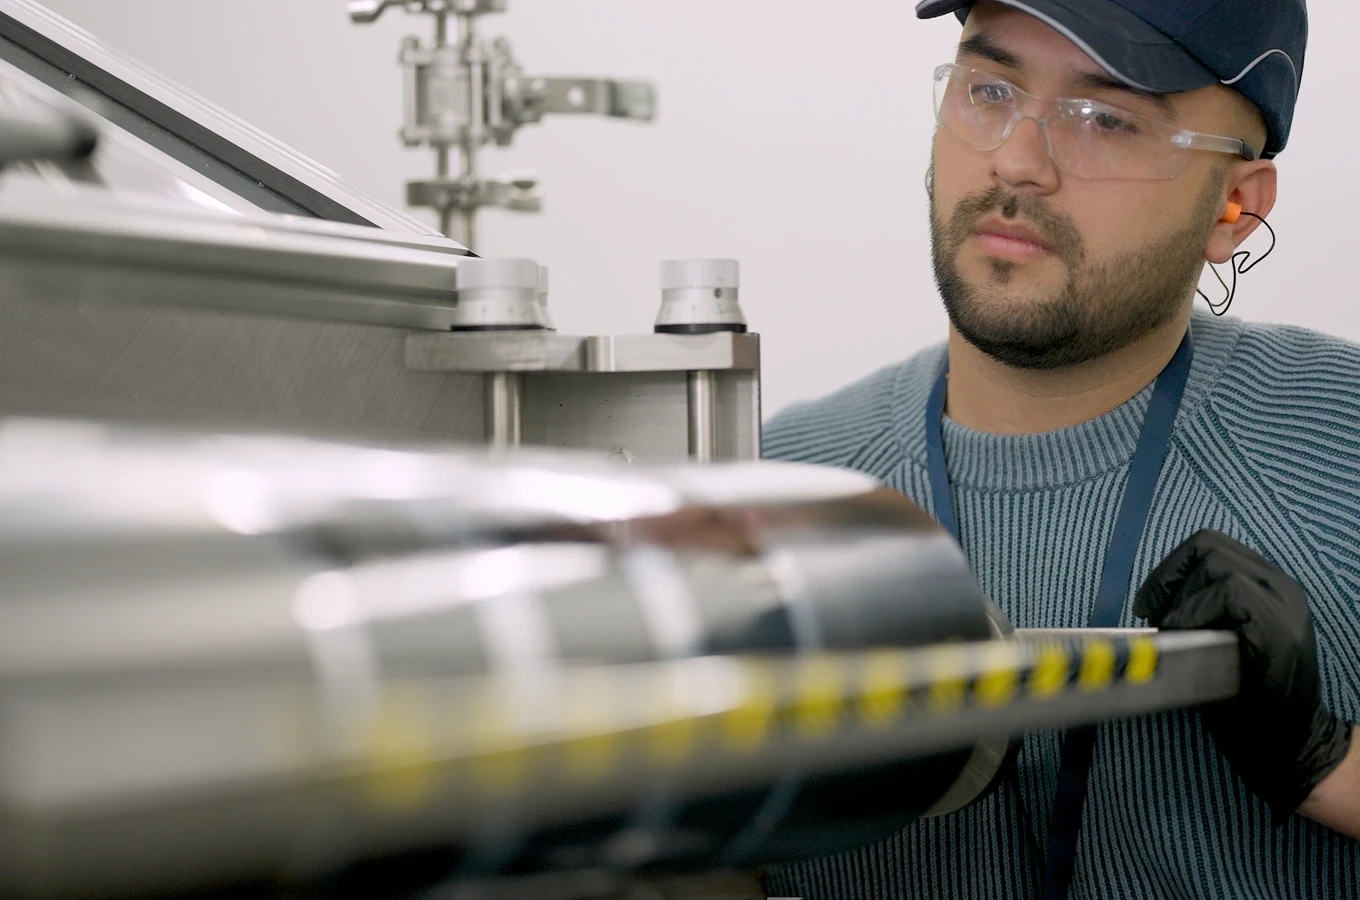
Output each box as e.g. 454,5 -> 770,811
0,4 -> 1243,899
0,0 -> 752,465
0,417 -> 1239,900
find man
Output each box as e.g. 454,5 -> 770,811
761,1 -> 1359,898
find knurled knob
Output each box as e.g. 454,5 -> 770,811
455,257 -> 540,291
659,258 -> 740,291
450,257 -> 548,331
655,258 -> 746,334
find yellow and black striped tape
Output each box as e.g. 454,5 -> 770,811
354,635 -> 1162,811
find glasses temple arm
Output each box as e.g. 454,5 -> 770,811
1182,131 -> 1260,161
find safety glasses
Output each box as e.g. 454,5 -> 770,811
933,64 -> 1258,180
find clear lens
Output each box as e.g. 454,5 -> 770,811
1048,100 -> 1188,180
933,64 -> 1017,152
932,64 -> 1192,180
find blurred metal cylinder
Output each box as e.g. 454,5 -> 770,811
0,417 -> 995,899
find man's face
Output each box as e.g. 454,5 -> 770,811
929,3 -> 1240,370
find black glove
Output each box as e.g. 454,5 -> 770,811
1132,529 -> 1353,820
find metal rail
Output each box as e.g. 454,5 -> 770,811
329,629 -> 1239,815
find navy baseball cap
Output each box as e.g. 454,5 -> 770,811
916,0 -> 1307,157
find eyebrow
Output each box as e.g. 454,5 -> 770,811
1071,71 -> 1178,118
958,32 -> 1178,119
957,34 -> 1020,68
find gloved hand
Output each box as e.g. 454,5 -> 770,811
1133,529 -> 1353,820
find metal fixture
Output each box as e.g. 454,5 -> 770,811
404,256 -> 761,460
655,259 -> 747,335
687,369 -> 717,462
484,370 -> 523,446
656,259 -> 749,463
349,0 -> 657,248
447,257 -> 548,447
449,256 -> 548,331
0,8 -> 745,465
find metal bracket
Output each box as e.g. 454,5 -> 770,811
407,173 -> 541,213
351,0 -> 656,249
504,75 -> 657,124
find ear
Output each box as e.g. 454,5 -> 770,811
1204,160 -> 1278,265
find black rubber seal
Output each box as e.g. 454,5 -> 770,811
654,323 -> 747,335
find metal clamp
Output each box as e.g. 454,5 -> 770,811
407,173 -> 541,214
503,75 -> 657,124
347,0 -> 506,25
352,0 -> 656,249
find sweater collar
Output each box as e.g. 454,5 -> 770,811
894,311 -> 1243,492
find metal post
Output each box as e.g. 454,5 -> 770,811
436,146 -> 454,238
433,10 -> 456,240
434,8 -> 448,46
457,163 -> 476,249
485,372 -> 524,447
687,370 -> 717,463
457,11 -> 479,249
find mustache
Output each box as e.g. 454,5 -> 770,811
945,187 -> 1085,266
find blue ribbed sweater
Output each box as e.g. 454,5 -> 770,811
761,313 -> 1360,900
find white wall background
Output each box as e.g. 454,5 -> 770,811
38,0 -> 1360,417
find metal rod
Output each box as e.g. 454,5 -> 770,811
428,10 -> 477,247
1016,627 -> 1158,640
458,208 -> 476,249
436,142 -> 454,238
485,372 -> 524,447
686,370 -> 717,463
461,10 -> 483,252
434,9 -> 448,47
430,9 -> 453,239
0,631 -> 1240,898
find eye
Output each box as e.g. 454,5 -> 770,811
970,82 -> 1013,105
1090,110 -> 1140,135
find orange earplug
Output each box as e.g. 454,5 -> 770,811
1223,201 -> 1242,224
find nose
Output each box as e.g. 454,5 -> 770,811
990,113 -> 1060,195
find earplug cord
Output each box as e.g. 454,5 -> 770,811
1197,211 -> 1275,317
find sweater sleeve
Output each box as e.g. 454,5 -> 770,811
1189,321 -> 1360,722
762,363 -> 903,477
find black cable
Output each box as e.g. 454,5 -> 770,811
1197,211 -> 1275,316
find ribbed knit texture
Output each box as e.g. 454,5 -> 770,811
761,312 -> 1360,900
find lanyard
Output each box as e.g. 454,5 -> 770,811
924,331 -> 1193,900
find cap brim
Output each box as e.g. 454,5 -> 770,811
917,0 -> 1217,95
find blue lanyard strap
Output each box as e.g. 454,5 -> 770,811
924,331 -> 1194,900
924,363 -> 956,539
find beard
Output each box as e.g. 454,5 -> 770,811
928,167 -> 1225,370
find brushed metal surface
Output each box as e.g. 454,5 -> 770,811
405,332 -> 761,374
522,370 -> 759,463
0,290 -> 485,441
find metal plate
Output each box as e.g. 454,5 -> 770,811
0,183 -> 476,330
406,332 -> 761,374
0,0 -> 441,231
